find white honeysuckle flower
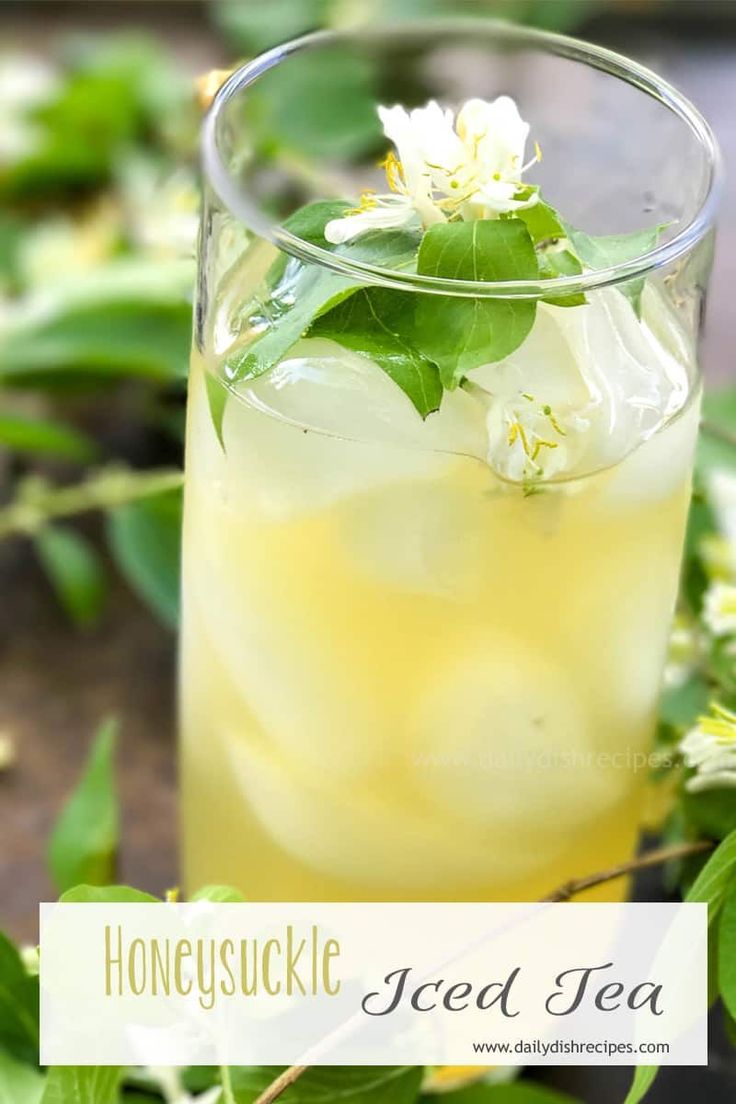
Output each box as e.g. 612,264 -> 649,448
483,388 -> 586,484
121,160 -> 200,258
703,580 -> 736,637
0,54 -> 58,162
703,468 -> 736,582
378,101 -> 457,224
700,533 -> 736,583
456,96 -> 539,216
681,703 -> 736,793
20,944 -> 39,975
663,614 -> 701,689
19,198 -> 122,288
0,55 -> 57,110
324,95 -> 539,244
322,192 -> 421,244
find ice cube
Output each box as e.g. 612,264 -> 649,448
240,338 -> 487,454
470,288 -> 693,483
185,523 -> 389,781
338,471 -> 495,598
196,339 -> 488,520
226,737 -> 543,891
597,391 -> 700,509
411,632 -> 630,838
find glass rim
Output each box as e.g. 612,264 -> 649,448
202,18 -> 723,300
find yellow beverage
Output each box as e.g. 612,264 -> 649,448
181,288 -> 699,903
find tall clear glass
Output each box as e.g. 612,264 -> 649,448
182,22 -> 721,902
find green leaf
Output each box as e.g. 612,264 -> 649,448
191,885 -> 246,903
536,248 -> 585,306
0,1048 -> 44,1104
230,265 -> 355,383
685,829 -> 736,923
40,1067 -> 120,1104
47,718 -> 119,894
421,1084 -> 579,1103
699,389 -> 736,475
106,485 -> 182,629
35,525 -> 107,630
565,223 -> 662,272
1,35 -> 191,200
0,932 -> 40,1064
0,260 -> 194,386
248,49 -> 381,161
226,228 -> 419,384
725,1005 -> 736,1047
683,789 -> 736,841
622,1066 -> 659,1104
212,0 -> 326,52
311,287 -> 442,418
517,199 -> 566,242
59,885 -> 159,904
708,637 -> 736,700
0,213 -> 26,294
515,200 -> 584,306
205,371 -> 228,451
415,220 -> 538,388
719,876 -> 736,1018
563,222 -> 663,317
181,1067 -> 220,1093
681,489 -> 717,612
708,913 -> 721,1006
0,414 -> 95,461
283,201 -> 353,247
0,68 -> 141,200
658,673 -> 709,730
231,1066 -> 423,1104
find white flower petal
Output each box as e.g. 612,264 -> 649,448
680,704 -> 736,793
457,95 -> 530,182
323,196 -> 416,244
469,181 -> 539,215
686,770 -> 736,793
703,581 -> 736,636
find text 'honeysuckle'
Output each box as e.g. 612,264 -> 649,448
324,96 -> 540,244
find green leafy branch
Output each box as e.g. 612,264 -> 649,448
0,467 -> 183,630
0,465 -> 182,542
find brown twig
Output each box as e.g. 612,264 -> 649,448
540,839 -> 714,903
252,1065 -> 310,1104
251,838 -> 714,1104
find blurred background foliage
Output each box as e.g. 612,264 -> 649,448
0,0 -> 733,633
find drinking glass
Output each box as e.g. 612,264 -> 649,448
181,21 -> 721,902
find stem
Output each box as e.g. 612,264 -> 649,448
540,839 -> 714,903
220,1064 -> 237,1104
250,839 -> 714,1104
0,466 -> 183,540
252,1066 -> 309,1104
